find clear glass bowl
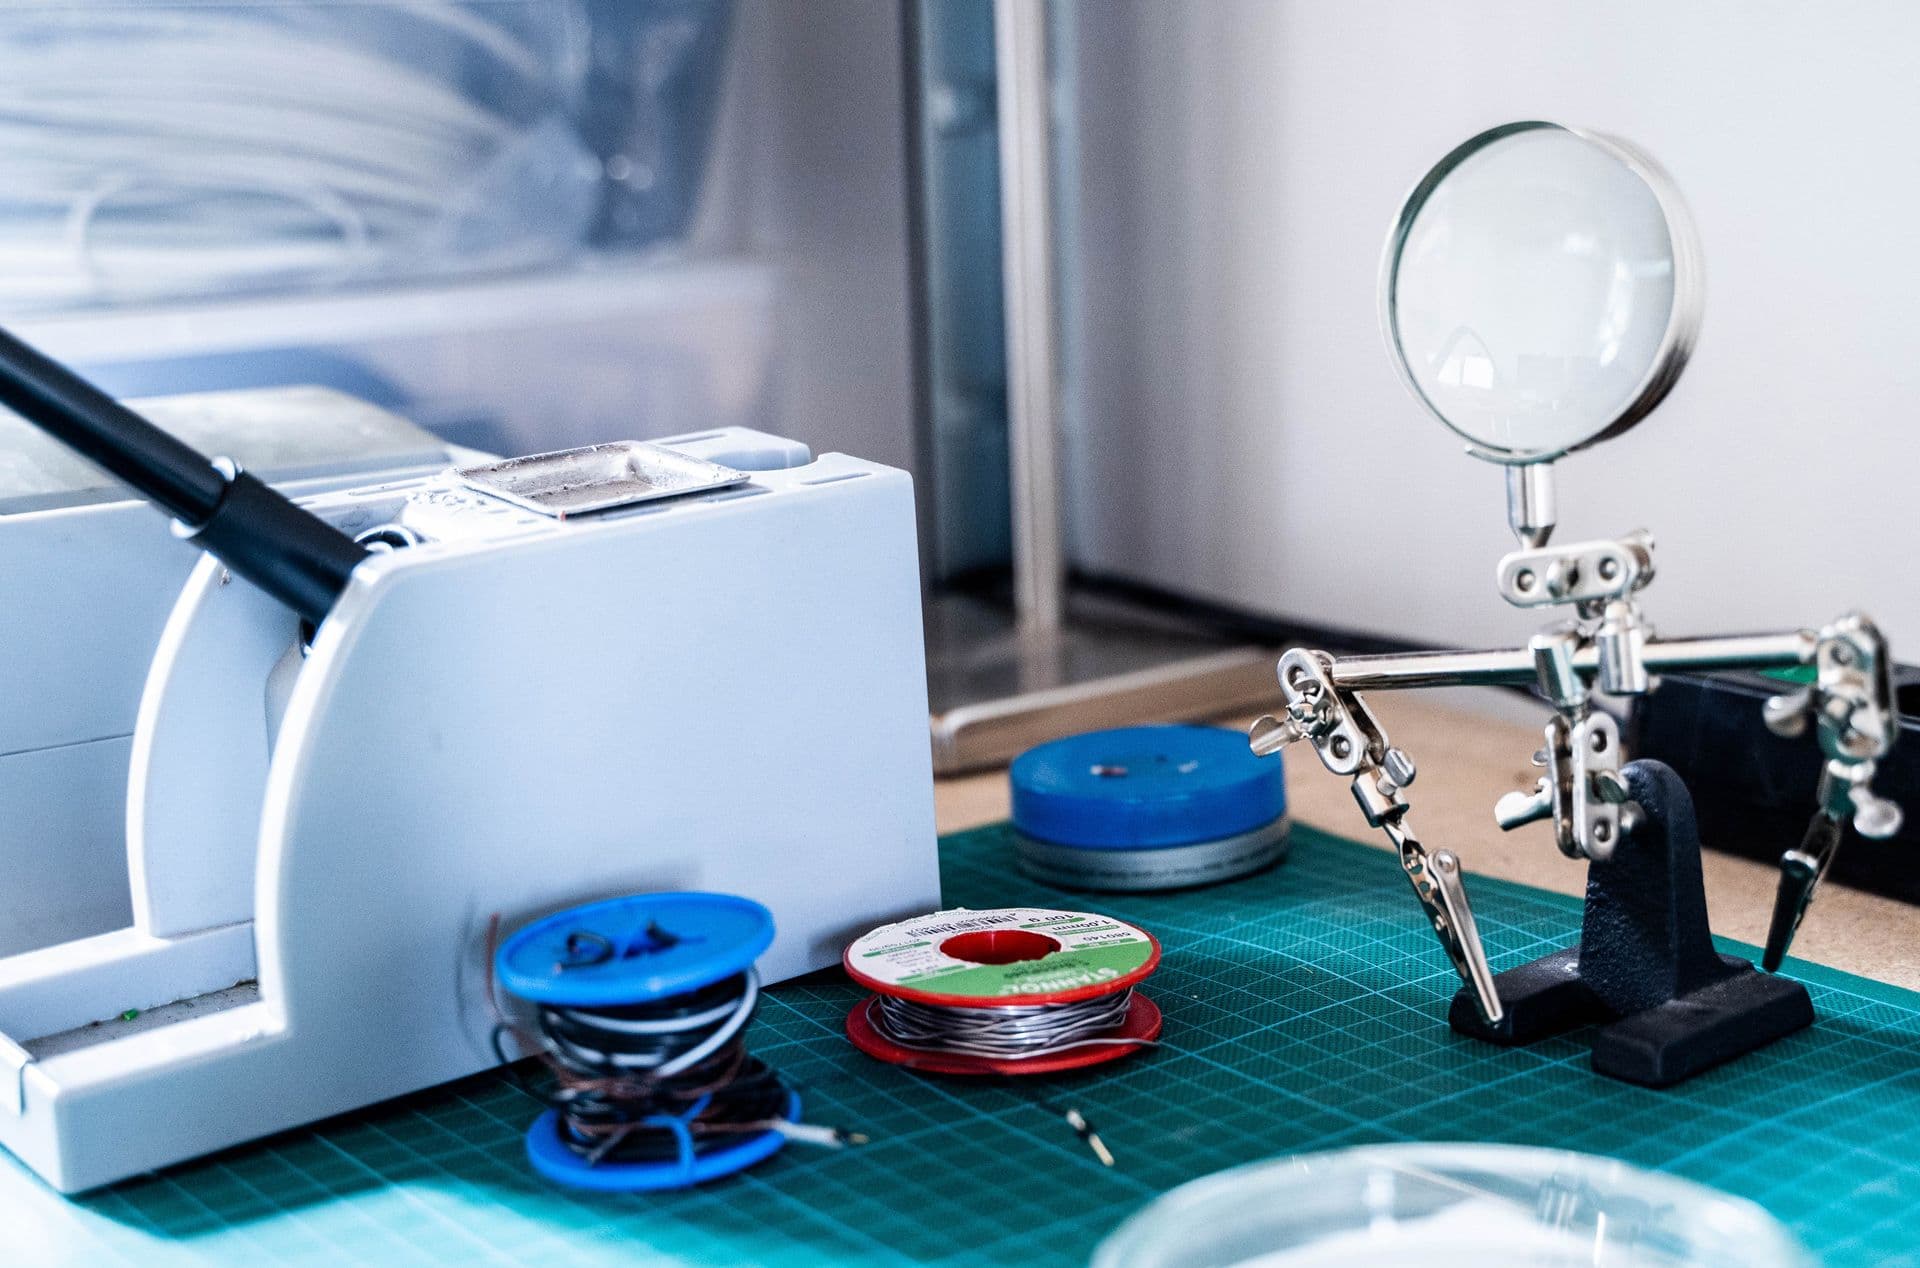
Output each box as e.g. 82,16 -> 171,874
1093,1144 -> 1810,1268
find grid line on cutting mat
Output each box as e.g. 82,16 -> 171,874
4,821 -> 1920,1267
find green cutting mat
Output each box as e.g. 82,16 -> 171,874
6,823 -> 1920,1267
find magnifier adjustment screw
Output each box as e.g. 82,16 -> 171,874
1494,779 -> 1556,831
1591,770 -> 1631,804
1762,691 -> 1811,738
1249,714 -> 1305,756
1382,748 -> 1417,789
1853,790 -> 1904,840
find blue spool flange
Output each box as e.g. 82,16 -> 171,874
523,1092 -> 802,1193
496,891 -> 775,1008
1011,725 -> 1289,891
496,891 -> 788,1191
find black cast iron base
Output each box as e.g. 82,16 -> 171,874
1450,759 -> 1813,1088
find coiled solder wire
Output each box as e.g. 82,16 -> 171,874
497,968 -> 795,1165
865,989 -> 1146,1060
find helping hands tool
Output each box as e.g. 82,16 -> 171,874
1248,122 -> 1902,1051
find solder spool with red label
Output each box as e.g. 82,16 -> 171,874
843,907 -> 1163,1076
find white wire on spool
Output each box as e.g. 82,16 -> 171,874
0,2 -> 598,307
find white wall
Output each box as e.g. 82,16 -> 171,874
1065,0 -> 1920,652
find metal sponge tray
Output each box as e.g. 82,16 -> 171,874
459,442 -> 749,517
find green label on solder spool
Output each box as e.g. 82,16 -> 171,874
846,907 -> 1154,1001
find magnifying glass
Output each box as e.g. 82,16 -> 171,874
1380,121 -> 1703,475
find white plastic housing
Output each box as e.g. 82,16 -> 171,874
0,424 -> 939,1192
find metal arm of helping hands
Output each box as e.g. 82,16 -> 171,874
1250,465 -> 1900,1023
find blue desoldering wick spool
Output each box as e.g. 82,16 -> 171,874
1011,725 -> 1289,892
495,892 -> 799,1192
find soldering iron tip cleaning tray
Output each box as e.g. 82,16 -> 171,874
458,442 -> 749,517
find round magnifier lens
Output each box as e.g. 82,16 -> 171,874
1383,122 -> 1700,463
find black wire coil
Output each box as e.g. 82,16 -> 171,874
496,962 -> 794,1167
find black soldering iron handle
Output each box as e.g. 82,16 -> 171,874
0,326 -> 366,626
190,458 -> 371,628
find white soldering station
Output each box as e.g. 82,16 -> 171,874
0,330 -> 940,1192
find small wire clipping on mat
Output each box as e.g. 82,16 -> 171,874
490,894 -> 862,1192
842,907 -> 1165,1077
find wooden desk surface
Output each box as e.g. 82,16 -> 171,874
935,693 -> 1920,991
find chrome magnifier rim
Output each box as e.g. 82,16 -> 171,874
1378,120 -> 1705,466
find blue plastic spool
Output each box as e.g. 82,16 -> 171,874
495,892 -> 795,1191
1010,725 -> 1290,891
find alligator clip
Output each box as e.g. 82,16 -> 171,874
1386,819 -> 1503,1025
1763,811 -> 1842,973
